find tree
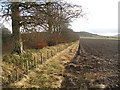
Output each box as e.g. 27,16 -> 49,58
0,0 -> 84,53
32,1 -> 84,44
0,2 -> 40,53
37,1 -> 84,33
11,2 -> 23,54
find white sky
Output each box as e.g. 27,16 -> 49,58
66,0 -> 119,36
0,0 -> 119,36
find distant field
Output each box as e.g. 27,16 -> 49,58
80,36 -> 118,40
80,38 -> 118,59
76,31 -> 119,40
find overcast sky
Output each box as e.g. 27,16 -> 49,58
0,0 -> 119,36
66,0 -> 119,36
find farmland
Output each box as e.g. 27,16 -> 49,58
1,1 -> 119,89
2,37 -> 119,89
80,36 -> 118,40
80,39 -> 118,60
62,38 -> 119,89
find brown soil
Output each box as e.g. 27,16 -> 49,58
61,39 -> 119,89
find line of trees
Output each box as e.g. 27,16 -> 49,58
0,0 -> 84,54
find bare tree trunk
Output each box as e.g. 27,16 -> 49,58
47,16 -> 54,46
11,2 -> 23,54
46,3 -> 54,45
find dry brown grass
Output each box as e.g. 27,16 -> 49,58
9,41 -> 79,88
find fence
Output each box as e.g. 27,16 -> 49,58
2,42 -> 75,85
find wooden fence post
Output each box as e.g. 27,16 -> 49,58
40,53 -> 43,64
19,73 -> 23,81
46,51 -> 49,59
14,66 -> 18,81
35,59 -> 37,68
51,50 -> 53,57
8,74 -> 11,84
26,60 -> 29,74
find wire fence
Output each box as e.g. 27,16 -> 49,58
2,42 -> 76,85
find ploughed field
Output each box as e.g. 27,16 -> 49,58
80,39 -> 118,60
62,39 -> 119,89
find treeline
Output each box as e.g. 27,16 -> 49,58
1,0 -> 84,54
1,25 -> 79,53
